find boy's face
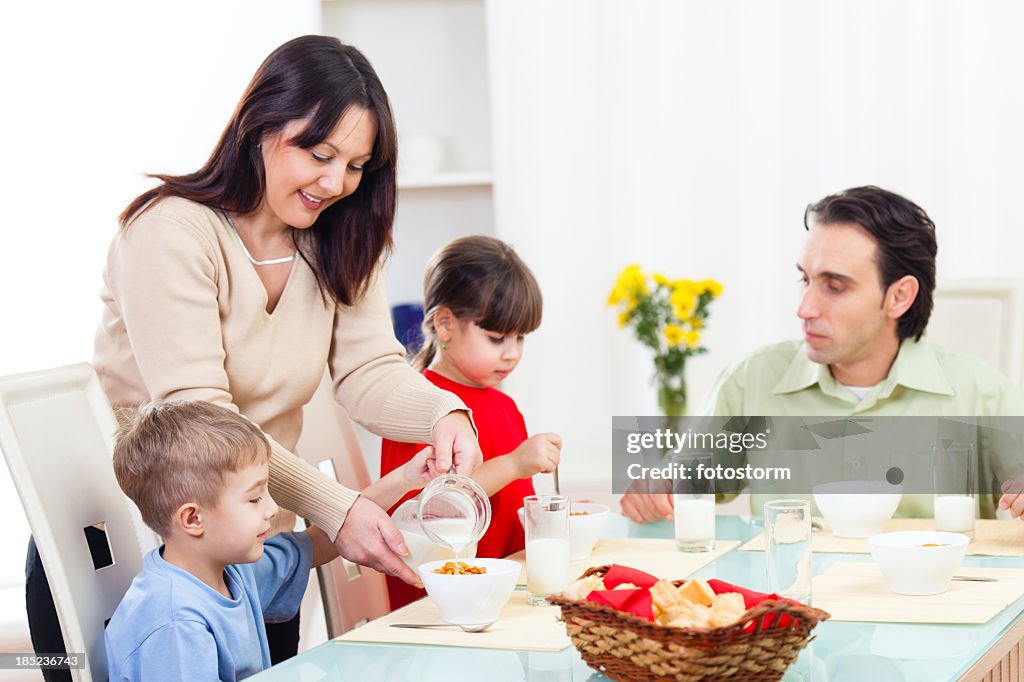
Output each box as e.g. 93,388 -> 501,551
202,461 -> 278,565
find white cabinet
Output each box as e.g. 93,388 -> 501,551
321,0 -> 494,305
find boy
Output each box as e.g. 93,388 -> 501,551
105,400 -> 436,681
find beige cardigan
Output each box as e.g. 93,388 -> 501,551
94,197 -> 466,539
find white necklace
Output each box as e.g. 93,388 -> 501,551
223,212 -> 296,266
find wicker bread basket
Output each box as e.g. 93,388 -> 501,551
547,566 -> 830,682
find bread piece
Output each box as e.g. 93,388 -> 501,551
676,578 -> 716,607
708,592 -> 746,628
561,574 -> 606,601
665,602 -> 712,629
650,579 -> 687,613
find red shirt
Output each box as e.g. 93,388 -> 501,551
380,369 -> 536,609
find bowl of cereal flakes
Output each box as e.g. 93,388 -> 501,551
418,558 -> 521,628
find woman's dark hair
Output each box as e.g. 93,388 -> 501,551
413,236 -> 544,371
804,185 -> 937,342
121,35 -> 397,306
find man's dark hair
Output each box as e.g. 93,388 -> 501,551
804,186 -> 937,342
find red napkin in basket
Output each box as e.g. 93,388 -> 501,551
707,578 -> 798,630
584,564 -> 659,621
585,587 -> 654,621
601,564 -> 659,589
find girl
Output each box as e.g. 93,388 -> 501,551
381,235 -> 562,609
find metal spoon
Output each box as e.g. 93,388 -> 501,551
553,466 -> 561,496
390,622 -> 494,632
952,575 -> 998,582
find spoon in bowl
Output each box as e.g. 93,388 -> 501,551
390,622 -> 494,632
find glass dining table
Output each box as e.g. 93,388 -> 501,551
251,515 -> 1024,681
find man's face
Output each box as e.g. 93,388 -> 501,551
797,222 -> 896,374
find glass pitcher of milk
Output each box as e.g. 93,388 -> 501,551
391,474 -> 491,569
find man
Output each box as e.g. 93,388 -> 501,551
621,185 -> 1024,523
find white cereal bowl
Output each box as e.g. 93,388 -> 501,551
813,481 -> 903,538
517,502 -> 610,561
567,502 -> 610,560
417,558 -> 520,626
868,530 -> 969,595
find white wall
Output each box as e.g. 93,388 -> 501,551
0,0 -> 320,662
487,0 -> 1024,491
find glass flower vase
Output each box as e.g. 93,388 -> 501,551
656,372 -> 687,417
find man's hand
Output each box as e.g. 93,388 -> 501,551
619,478 -> 674,524
1000,476 -> 1024,518
334,496 -> 421,587
431,410 -> 482,476
510,432 -> 562,478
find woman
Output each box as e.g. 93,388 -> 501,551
27,35 -> 481,672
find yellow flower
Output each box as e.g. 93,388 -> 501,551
653,273 -> 670,287
608,264 -> 648,306
689,317 -> 705,331
670,288 -> 697,320
617,311 -> 631,328
684,330 -> 701,349
664,323 -> 685,346
699,279 -> 724,297
672,279 -> 699,296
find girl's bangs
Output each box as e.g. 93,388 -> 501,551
475,274 -> 543,335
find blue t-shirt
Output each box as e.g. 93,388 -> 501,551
105,532 -> 313,681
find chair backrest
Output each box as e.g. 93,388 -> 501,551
294,370 -> 391,637
0,363 -> 159,682
928,278 -> 1024,388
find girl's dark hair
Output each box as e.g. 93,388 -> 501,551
120,35 -> 397,306
804,185 -> 938,342
413,236 -> 543,371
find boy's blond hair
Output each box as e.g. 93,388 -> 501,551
113,401 -> 271,536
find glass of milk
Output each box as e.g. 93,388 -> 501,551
671,452 -> 716,552
524,494 -> 570,606
934,443 -> 976,538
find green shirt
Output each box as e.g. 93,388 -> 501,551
700,339 -> 1024,518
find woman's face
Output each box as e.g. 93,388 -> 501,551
258,107 -> 377,230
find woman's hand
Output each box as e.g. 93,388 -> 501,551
431,411 -> 482,476
510,432 -> 562,478
334,496 -> 422,587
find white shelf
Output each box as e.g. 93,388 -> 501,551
397,171 -> 493,190
322,0 -> 494,304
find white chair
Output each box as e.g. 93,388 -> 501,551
0,363 -> 159,682
928,278 -> 1024,388
294,371 -> 391,638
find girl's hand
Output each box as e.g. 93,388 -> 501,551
511,432 -> 562,479
431,411 -> 483,476
402,445 -> 445,485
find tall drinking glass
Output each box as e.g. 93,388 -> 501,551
672,452 -> 716,552
524,495 -> 570,606
934,443 -> 976,538
764,499 -> 812,605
